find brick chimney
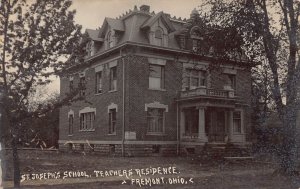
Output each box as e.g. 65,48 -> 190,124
140,5 -> 150,12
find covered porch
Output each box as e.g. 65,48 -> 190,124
179,104 -> 246,144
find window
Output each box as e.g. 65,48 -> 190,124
147,108 -> 165,133
185,69 -> 206,89
107,31 -> 114,49
233,111 -> 242,133
89,144 -> 95,152
190,27 -> 201,52
79,77 -> 86,96
80,144 -> 84,151
109,66 -> 117,91
108,109 -> 116,134
154,28 -> 163,46
149,64 -> 165,89
95,71 -> 102,94
224,74 -> 236,90
192,39 -> 199,52
68,114 -> 74,135
109,144 -> 115,153
69,80 -> 74,93
229,74 -> 236,90
86,41 -> 94,57
152,145 -> 161,153
180,36 -> 186,49
80,112 -> 95,131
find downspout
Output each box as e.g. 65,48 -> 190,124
121,48 -> 125,157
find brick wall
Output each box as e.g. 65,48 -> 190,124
59,49 -> 253,155
126,55 -> 182,141
59,55 -> 124,142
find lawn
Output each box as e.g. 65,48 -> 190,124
2,149 -> 300,189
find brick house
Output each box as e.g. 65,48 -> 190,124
58,5 -> 254,156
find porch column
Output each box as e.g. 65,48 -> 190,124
180,110 -> 185,138
198,107 -> 208,142
228,110 -> 233,142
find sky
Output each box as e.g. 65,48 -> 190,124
47,0 -> 201,93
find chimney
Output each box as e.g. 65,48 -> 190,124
140,5 -> 150,12
164,13 -> 171,18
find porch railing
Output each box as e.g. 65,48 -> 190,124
180,87 -> 234,99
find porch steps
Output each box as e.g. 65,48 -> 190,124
200,143 -> 252,160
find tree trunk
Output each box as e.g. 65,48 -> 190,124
279,107 -> 298,175
12,132 -> 20,188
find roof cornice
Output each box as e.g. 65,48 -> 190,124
64,41 -> 256,73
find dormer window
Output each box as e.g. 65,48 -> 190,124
179,36 -> 186,49
155,29 -> 163,39
106,31 -> 114,49
192,39 -> 199,52
154,28 -> 163,46
190,26 -> 202,39
190,26 -> 202,52
86,41 -> 94,57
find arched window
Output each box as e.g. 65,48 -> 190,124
86,41 -> 94,56
106,31 -> 114,49
190,26 -> 202,52
190,26 -> 201,39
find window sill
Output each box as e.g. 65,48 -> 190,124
95,92 -> 103,96
148,88 -> 166,92
108,90 -> 117,93
146,133 -> 166,136
68,134 -> 73,137
79,129 -> 95,132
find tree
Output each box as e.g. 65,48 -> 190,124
199,0 -> 300,174
20,90 -> 60,149
0,0 -> 82,187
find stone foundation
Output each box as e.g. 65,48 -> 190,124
59,143 -> 177,157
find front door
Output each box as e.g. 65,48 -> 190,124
184,108 -> 199,138
206,109 -> 226,142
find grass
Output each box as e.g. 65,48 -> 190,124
2,149 -> 300,189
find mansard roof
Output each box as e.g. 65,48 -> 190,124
73,5 -> 254,67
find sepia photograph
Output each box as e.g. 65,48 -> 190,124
1,0 -> 300,188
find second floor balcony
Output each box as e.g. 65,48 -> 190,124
179,86 -> 235,99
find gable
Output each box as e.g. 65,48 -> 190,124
98,17 -> 125,38
86,29 -> 103,42
140,11 -> 175,33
